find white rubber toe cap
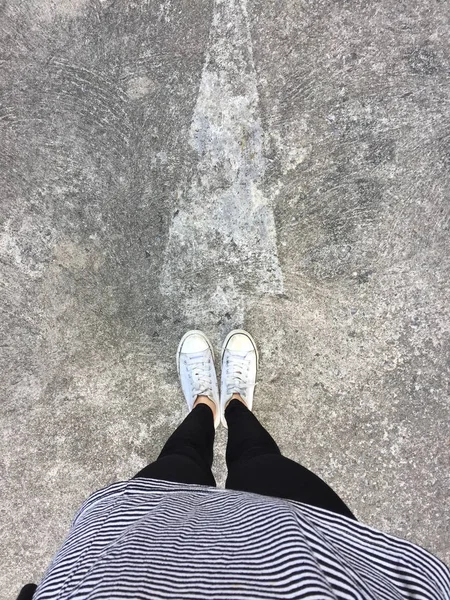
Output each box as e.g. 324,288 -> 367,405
225,333 -> 255,353
180,332 -> 209,354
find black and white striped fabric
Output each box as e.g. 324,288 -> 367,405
35,478 -> 449,599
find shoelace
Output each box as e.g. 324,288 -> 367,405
225,353 -> 250,397
184,354 -> 213,397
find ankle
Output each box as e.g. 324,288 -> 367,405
225,394 -> 248,410
194,395 -> 217,420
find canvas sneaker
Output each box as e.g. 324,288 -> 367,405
176,330 -> 220,428
220,329 -> 258,428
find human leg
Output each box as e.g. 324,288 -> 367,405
220,330 -> 355,519
133,330 -> 220,487
225,399 -> 355,519
133,402 -> 216,486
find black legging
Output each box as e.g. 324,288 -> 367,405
133,399 -> 355,519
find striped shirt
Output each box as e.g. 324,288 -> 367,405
35,478 -> 449,599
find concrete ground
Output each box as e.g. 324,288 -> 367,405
1,0 -> 449,596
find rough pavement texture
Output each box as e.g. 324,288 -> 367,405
1,0 -> 449,596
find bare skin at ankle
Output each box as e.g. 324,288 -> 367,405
194,393 -> 247,420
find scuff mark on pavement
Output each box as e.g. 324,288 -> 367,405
160,0 -> 283,331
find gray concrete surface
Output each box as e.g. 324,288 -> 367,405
1,0 -> 449,596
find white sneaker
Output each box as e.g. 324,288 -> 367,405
176,330 -> 220,428
220,329 -> 259,428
